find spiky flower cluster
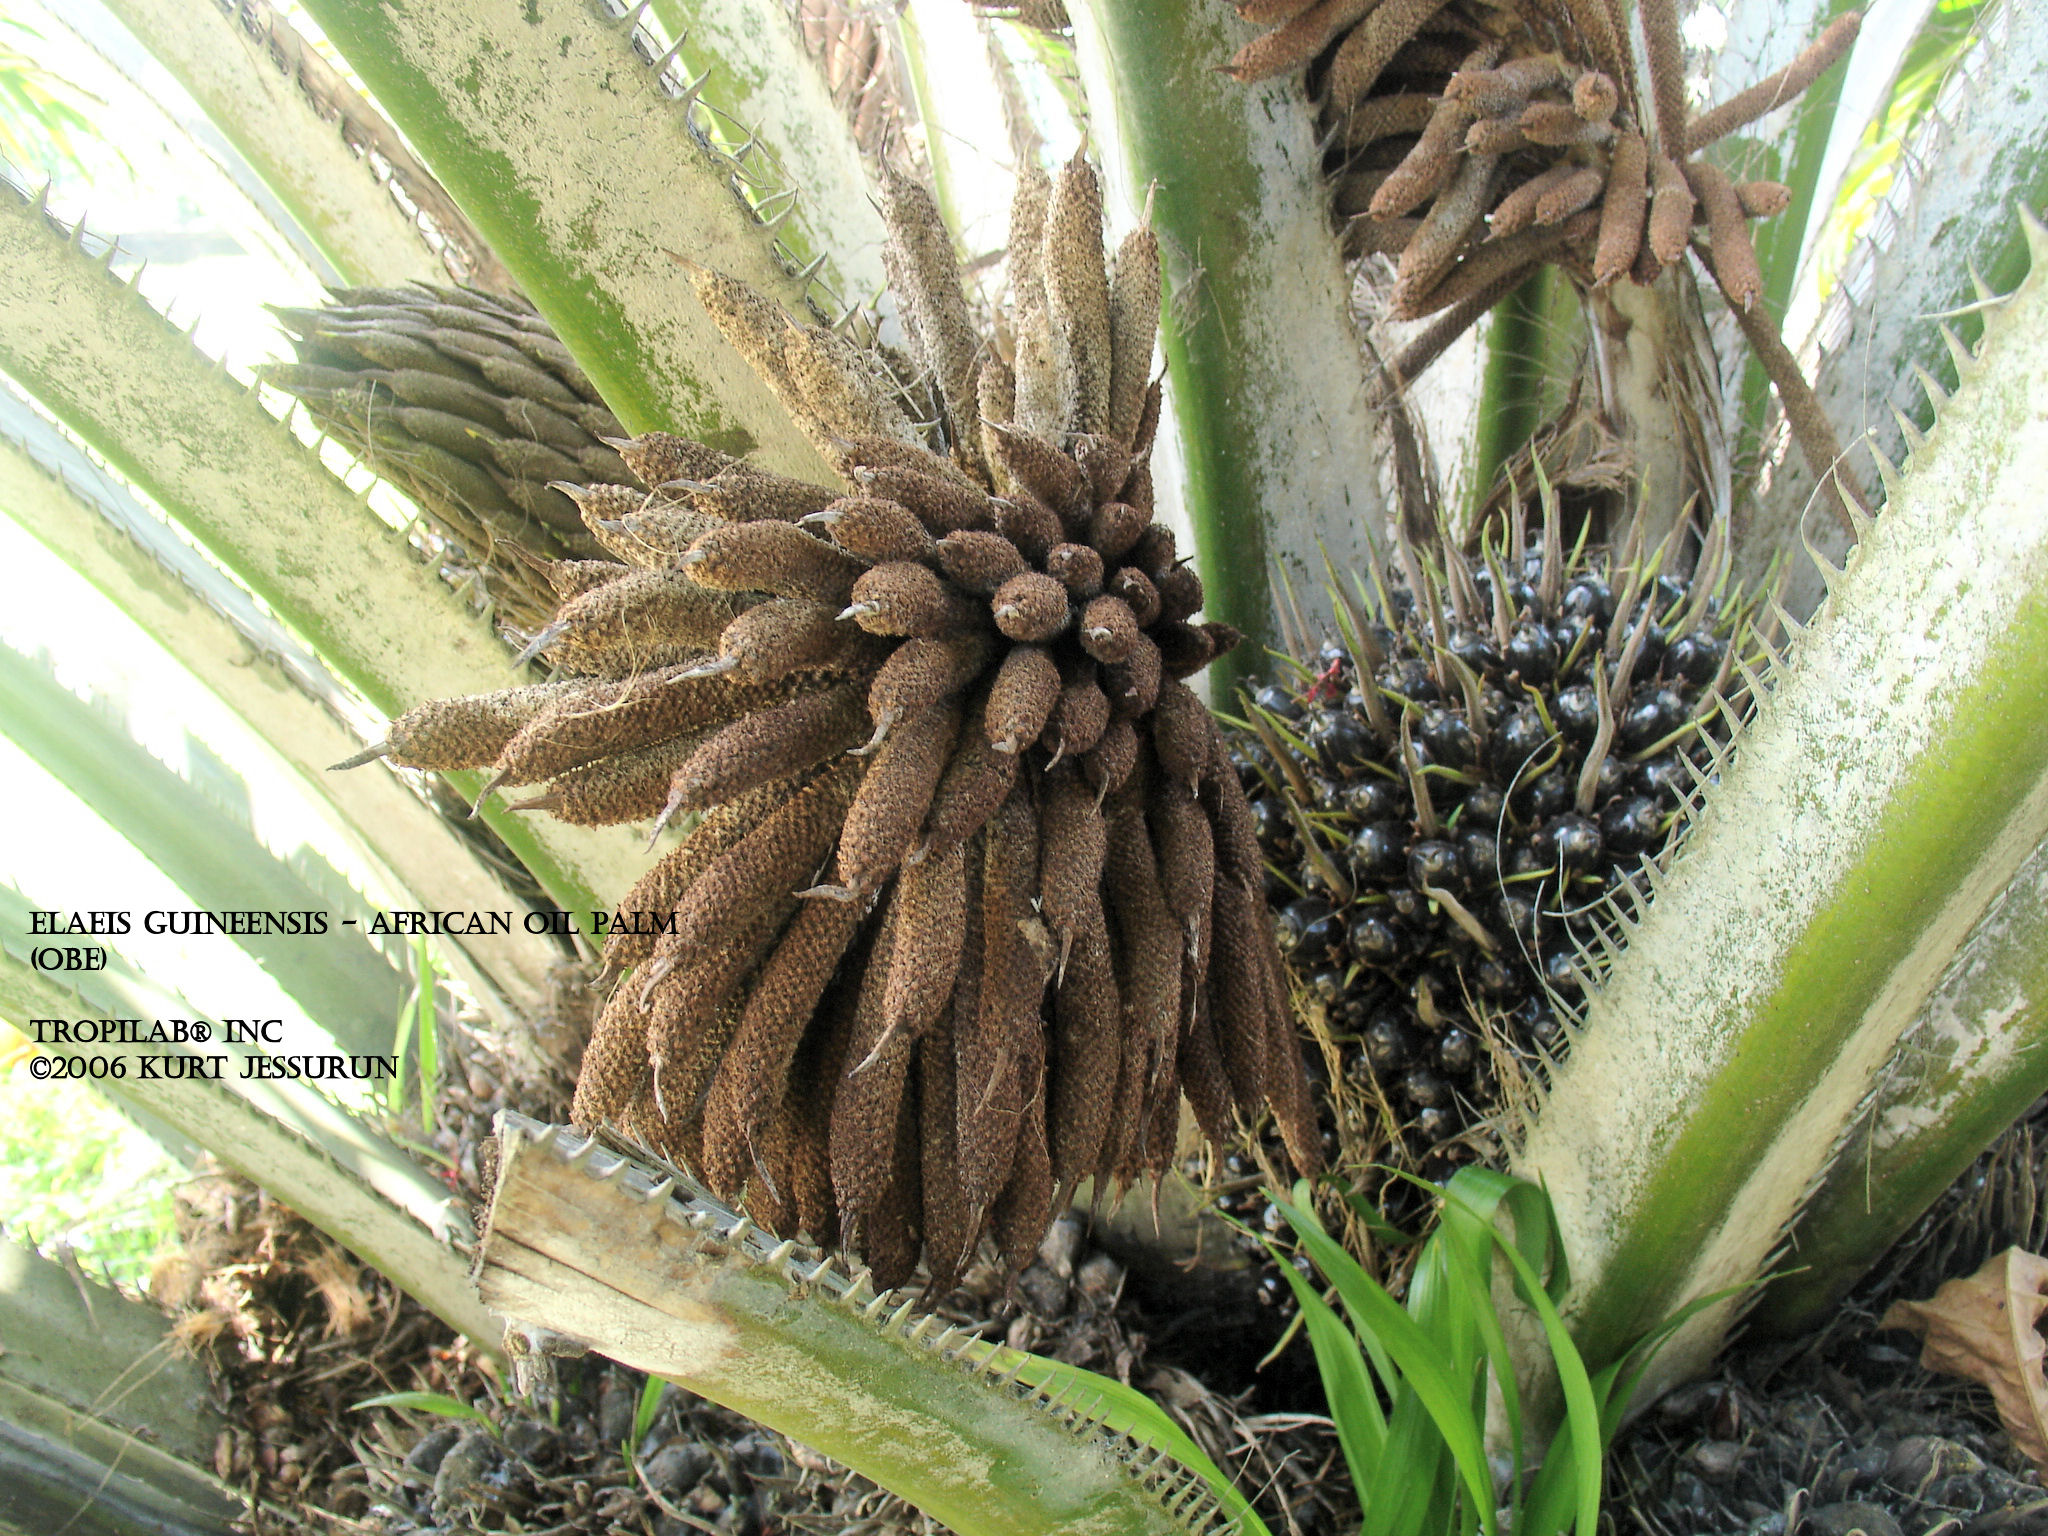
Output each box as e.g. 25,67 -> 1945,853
1228,0 -> 1860,386
1232,504 -> 1756,1180
343,153 -> 1317,1289
265,284 -> 628,630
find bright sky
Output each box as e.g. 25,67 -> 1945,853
0,0 -> 427,1083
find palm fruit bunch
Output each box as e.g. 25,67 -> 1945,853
263,283 -> 631,632
1229,497 -> 1762,1192
338,151 -> 1319,1291
1226,0 -> 1860,385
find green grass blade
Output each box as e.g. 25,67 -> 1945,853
986,1349 -> 1271,1535
387,973 -> 418,1122
352,1390 -> 495,1428
1269,1190 -> 1498,1530
1480,1225 -> 1602,1536
1429,1198 -> 1523,1493
1266,1252 -> 1388,1498
630,1375 -> 666,1452
1371,1394 -> 1464,1536
1271,1185 -> 1395,1396
1594,1285 -> 1753,1442
481,1119 -> 1256,1536
414,939 -> 439,1138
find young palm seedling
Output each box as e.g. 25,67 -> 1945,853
1256,1171 -> 1733,1536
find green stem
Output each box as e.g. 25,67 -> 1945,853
0,184 -> 648,912
1467,268 -> 1552,520
1520,222 -> 2048,1390
295,0 -> 834,478
97,0 -> 454,287
1067,0 -> 1390,693
480,1117 -> 1266,1536
1758,838 -> 2048,1332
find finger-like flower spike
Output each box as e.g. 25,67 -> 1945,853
991,571 -> 1071,643
1044,541 -> 1104,600
938,530 -> 1028,595
382,153 -> 1316,1289
807,497 -> 940,566
1235,0 -> 1862,476
1078,594 -> 1141,663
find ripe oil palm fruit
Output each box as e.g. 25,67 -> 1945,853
1228,466 -> 1769,1226
341,152 -> 1319,1291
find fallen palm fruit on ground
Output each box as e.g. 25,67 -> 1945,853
337,151 -> 1318,1290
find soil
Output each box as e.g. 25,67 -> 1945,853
149,1007 -> 2048,1536
1607,1103 -> 2048,1536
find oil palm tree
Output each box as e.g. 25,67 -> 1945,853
1,0 -> 2045,1531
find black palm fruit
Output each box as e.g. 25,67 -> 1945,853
1230,502 -> 1763,1189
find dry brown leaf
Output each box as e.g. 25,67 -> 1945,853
1882,1246 -> 2048,1470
